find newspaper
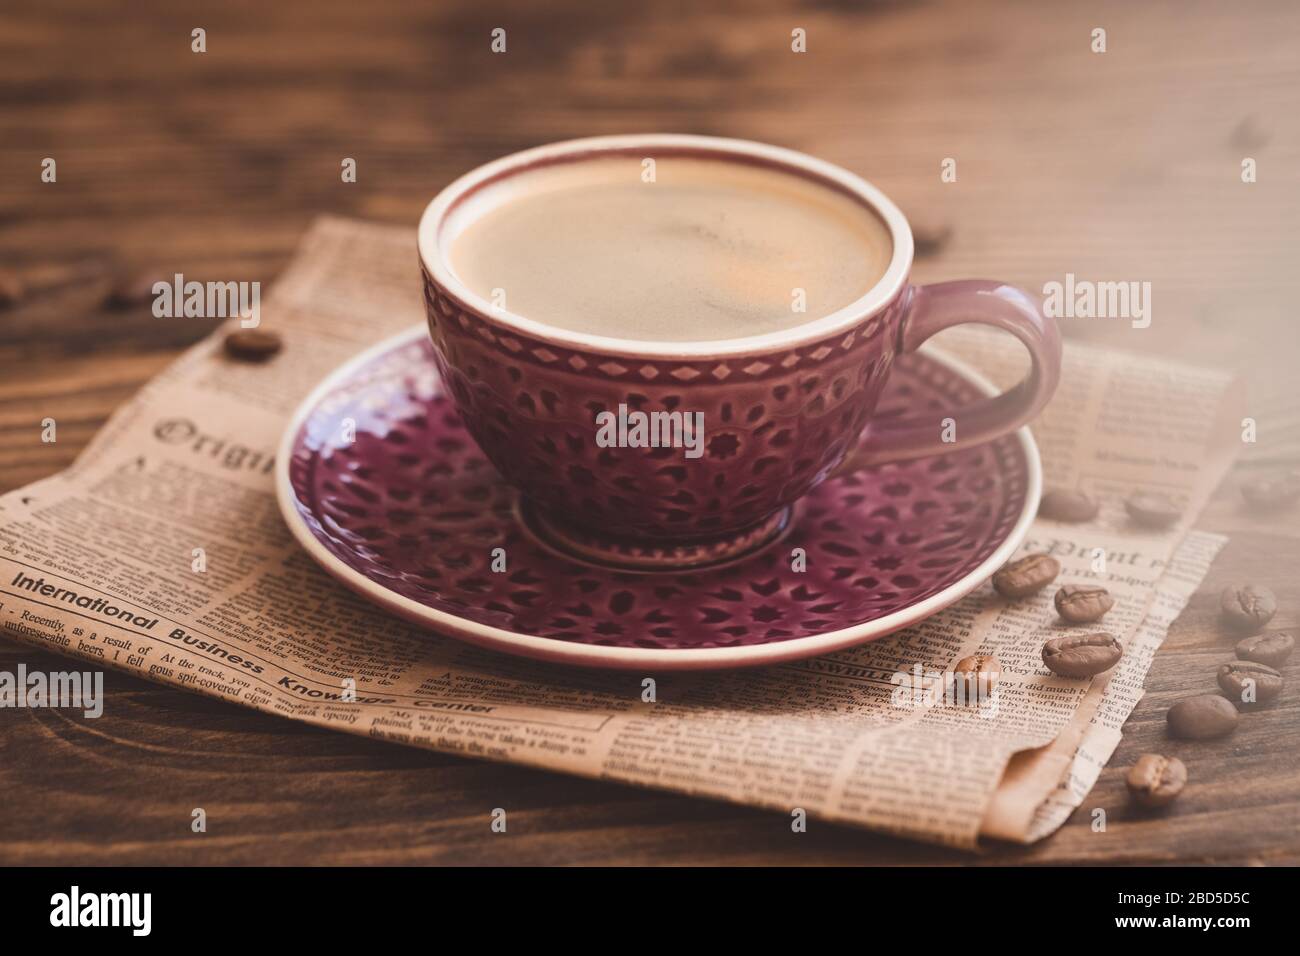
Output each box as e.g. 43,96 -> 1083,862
0,218 -> 1239,848
933,324 -> 1242,842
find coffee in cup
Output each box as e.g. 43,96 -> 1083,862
446,155 -> 894,343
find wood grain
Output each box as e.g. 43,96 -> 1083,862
1,0 -> 1297,865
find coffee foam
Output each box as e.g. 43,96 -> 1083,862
443,155 -> 892,342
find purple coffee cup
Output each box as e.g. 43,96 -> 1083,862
417,135 -> 1060,571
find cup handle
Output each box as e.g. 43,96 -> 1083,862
837,280 -> 1061,471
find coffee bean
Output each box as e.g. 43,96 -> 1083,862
1217,660 -> 1283,705
992,553 -> 1060,598
1041,632 -> 1123,677
912,222 -> 952,257
1219,584 -> 1277,632
1235,631 -> 1294,668
0,267 -> 25,309
1125,753 -> 1187,808
106,268 -> 167,308
1054,584 -> 1114,623
223,329 -> 282,361
1229,116 -> 1270,151
1124,491 -> 1181,529
1167,694 -> 1239,739
952,654 -> 1001,701
1038,488 -> 1100,523
1241,471 -> 1300,512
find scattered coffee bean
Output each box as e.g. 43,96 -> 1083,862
1125,753 -> 1187,808
1167,694 -> 1239,739
223,329 -> 283,361
1038,487 -> 1100,523
1229,115 -> 1270,151
992,553 -> 1060,598
106,267 -> 167,308
1217,660 -> 1283,706
0,267 -> 25,309
952,654 -> 1001,701
1124,491 -> 1181,529
24,258 -> 112,293
1054,584 -> 1114,623
1241,470 -> 1300,512
912,222 -> 952,257
1041,632 -> 1123,678
1235,631 -> 1294,668
1219,583 -> 1277,632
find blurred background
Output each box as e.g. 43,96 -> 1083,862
3,1 -> 1298,409
3,0 -> 1299,487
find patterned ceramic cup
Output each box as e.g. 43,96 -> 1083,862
417,135 -> 1060,571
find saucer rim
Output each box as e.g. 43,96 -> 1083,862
275,325 -> 1042,671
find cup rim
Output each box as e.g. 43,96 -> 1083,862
417,134 -> 914,360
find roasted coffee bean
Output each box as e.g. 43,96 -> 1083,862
1219,584 -> 1277,632
1217,660 -> 1283,705
912,222 -> 952,257
1125,754 -> 1187,808
1124,491 -> 1181,529
1041,632 -> 1123,677
106,267 -> 167,308
952,654 -> 1001,701
1229,116 -> 1270,151
1054,584 -> 1114,623
992,553 -> 1060,598
223,329 -> 282,361
1241,471 -> 1300,512
1038,488 -> 1100,523
1235,631 -> 1294,668
1167,694 -> 1239,739
0,267 -> 25,309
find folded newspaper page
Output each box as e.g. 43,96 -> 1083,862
0,218 -> 1239,848
934,325 -> 1242,842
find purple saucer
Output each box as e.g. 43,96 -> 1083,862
276,328 -> 1038,670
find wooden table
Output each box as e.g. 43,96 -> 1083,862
2,0 -> 1297,864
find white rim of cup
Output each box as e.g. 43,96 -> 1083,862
416,133 -> 915,360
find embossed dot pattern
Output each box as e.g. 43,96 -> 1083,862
422,272 -> 908,543
287,339 -> 1028,650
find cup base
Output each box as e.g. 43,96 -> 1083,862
517,500 -> 795,573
